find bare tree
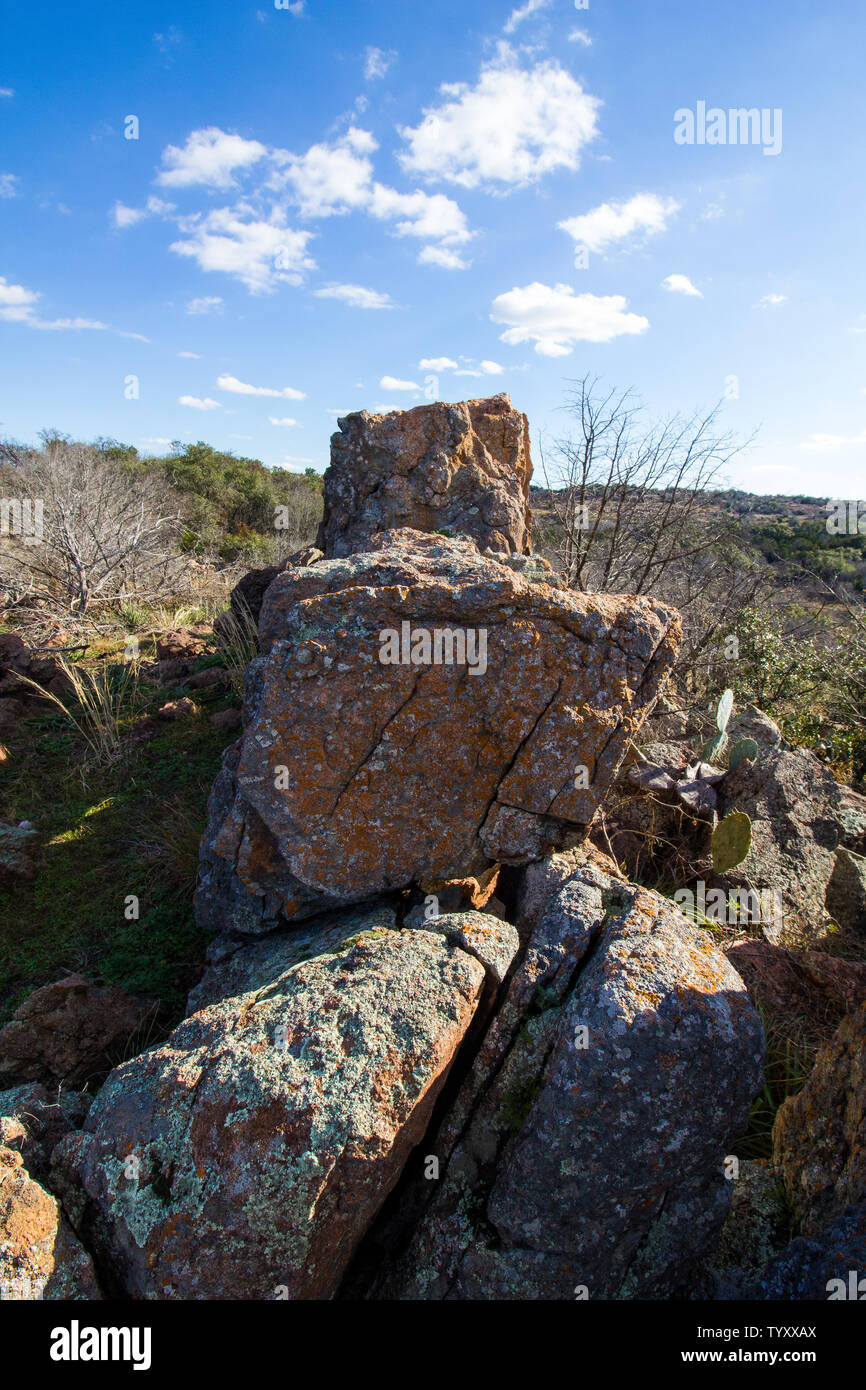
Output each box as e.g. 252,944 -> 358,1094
539,376 -> 750,594
0,441 -> 183,613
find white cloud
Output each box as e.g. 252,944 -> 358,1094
179,395 -> 220,410
217,374 -> 305,400
178,350 -> 201,358
559,193 -> 679,254
156,127 -> 267,189
662,273 -> 702,297
365,46 -> 396,80
504,0 -> 552,34
0,279 -> 37,317
112,195 -> 174,229
569,28 -> 593,45
455,359 -> 505,377
117,330 -> 150,342
750,464 -> 801,474
273,127 -> 472,262
276,0 -> 305,13
141,437 -> 174,447
0,88 -> 14,98
420,355 -> 504,377
759,293 -> 787,308
0,173 -> 19,199
0,276 -> 109,331
274,127 -> 377,218
186,296 -> 223,315
268,416 -> 299,427
399,46 -> 600,189
419,357 -> 459,371
799,430 -> 866,453
314,283 -> 394,310
170,209 -> 315,293
380,376 -> 420,391
491,281 -> 649,355
282,456 -> 316,468
368,184 -> 471,247
418,244 -> 469,270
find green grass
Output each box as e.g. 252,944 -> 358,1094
0,685 -> 238,1028
731,1009 -> 814,1162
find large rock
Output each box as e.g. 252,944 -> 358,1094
773,1001 -> 866,1237
60,919 -> 518,1300
195,529 -> 680,936
369,847 -> 764,1300
316,395 -> 533,559
718,747 -> 857,943
0,975 -> 159,1087
0,1145 -> 101,1300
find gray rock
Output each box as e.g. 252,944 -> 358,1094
373,849 -> 764,1300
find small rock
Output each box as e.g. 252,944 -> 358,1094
156,697 -> 198,721
208,707 -> 242,733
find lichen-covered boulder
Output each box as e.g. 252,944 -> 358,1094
316,394 -> 533,558
773,1001 -> 866,1236
62,921 -> 518,1299
371,847 -> 764,1300
195,529 -> 680,936
0,1145 -> 101,1300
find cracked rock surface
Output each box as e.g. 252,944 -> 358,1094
316,394 -> 533,559
367,846 -> 764,1301
195,529 -> 680,936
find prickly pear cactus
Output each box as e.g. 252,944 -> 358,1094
702,731 -> 729,763
729,737 -> 759,771
712,810 -> 752,873
716,688 -> 734,734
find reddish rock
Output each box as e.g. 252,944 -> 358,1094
774,1002 -> 866,1236
0,1145 -> 101,1300
208,707 -> 242,733
0,975 -> 159,1087
316,395 -> 534,559
187,666 -> 229,690
195,529 -> 680,935
156,697 -> 198,721
724,938 -> 866,1042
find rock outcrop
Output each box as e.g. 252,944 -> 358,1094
365,846 -> 764,1300
195,528 -> 680,936
58,915 -> 519,1299
316,395 -> 533,558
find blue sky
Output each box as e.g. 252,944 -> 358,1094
1,0 -> 864,494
